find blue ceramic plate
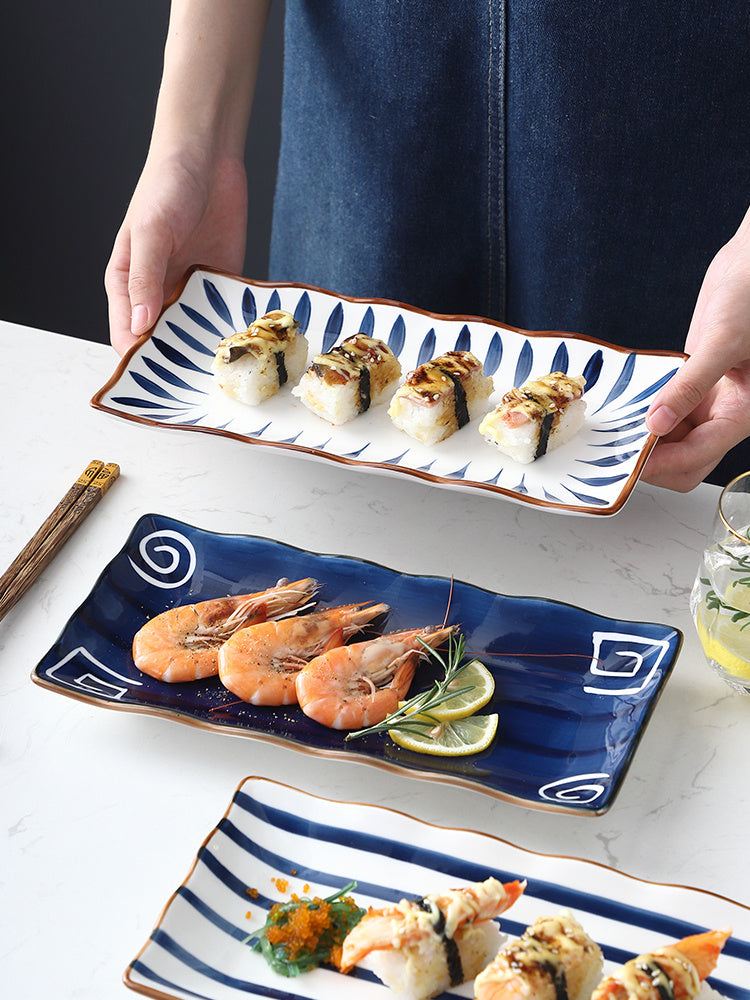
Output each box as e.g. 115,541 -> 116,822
91,267 -> 686,516
32,513 -> 681,815
123,776 -> 750,1000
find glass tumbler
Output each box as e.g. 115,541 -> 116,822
691,471 -> 750,694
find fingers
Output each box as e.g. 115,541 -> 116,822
642,412 -> 748,492
104,215 -> 173,357
645,351 -> 727,438
104,229 -> 139,357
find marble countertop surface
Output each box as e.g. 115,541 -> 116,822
2,321 -> 748,997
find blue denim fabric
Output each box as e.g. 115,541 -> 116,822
270,1 -> 504,321
271,2 -> 748,355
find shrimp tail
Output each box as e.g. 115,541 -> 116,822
672,927 -> 731,981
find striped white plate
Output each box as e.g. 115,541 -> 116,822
93,267 -> 686,516
124,776 -> 750,1000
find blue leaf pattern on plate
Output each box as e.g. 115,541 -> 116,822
151,338 -> 210,374
359,306 -> 375,337
582,350 -> 604,392
550,342 -> 570,373
594,354 -> 636,411
514,340 -> 534,386
130,372 -> 188,403
454,324 -> 471,352
294,291 -> 311,334
322,302 -> 344,353
180,304 -> 224,339
241,288 -> 257,328
165,322 -> 216,358
624,368 -> 679,407
388,315 -> 406,356
416,328 -> 436,366
94,272 -> 688,516
144,359 -> 203,392
204,279 -> 234,327
483,332 -> 503,375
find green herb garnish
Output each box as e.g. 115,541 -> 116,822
246,880 -> 365,977
345,631 -> 473,741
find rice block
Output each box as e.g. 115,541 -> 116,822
388,350 -> 494,445
474,911 -> 603,1000
359,919 -> 503,1000
292,333 -> 401,424
479,371 -> 586,463
211,309 -> 308,405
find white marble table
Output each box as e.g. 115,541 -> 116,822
2,321 -> 748,998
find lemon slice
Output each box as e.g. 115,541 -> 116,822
695,599 -> 750,679
429,659 -> 495,721
389,713 -> 499,756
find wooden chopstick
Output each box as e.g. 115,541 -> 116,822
0,460 -> 120,623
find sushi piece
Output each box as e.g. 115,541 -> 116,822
340,876 -> 526,1000
292,333 -> 402,424
388,350 -> 494,445
590,928 -> 731,1000
211,309 -> 308,405
473,910 -> 604,1000
478,371 -> 586,463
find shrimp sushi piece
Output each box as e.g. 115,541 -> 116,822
478,371 -> 586,464
388,351 -> 494,445
473,911 -> 604,1000
132,577 -> 318,683
590,928 -> 731,1000
295,625 -> 457,729
211,309 -> 309,405
340,876 -> 526,1000
217,601 -> 390,705
292,333 -> 402,424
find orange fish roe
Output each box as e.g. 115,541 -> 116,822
246,887 -> 259,899
272,877 -> 289,894
265,896 -> 334,962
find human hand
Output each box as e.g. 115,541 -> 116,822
105,149 -> 248,356
642,206 -> 750,491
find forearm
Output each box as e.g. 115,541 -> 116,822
150,0 -> 273,160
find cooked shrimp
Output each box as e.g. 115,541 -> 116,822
473,911 -> 604,1000
132,577 -> 318,682
339,877 -> 526,998
217,602 -> 390,705
295,625 -> 457,730
590,928 -> 731,1000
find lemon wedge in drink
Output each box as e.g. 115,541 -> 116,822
389,713 -> 499,756
695,598 -> 750,680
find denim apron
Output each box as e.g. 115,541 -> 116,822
269,2 -> 750,480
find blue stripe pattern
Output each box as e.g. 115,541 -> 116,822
125,778 -> 750,1000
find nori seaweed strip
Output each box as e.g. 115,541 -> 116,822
416,898 -> 463,987
357,365 -> 371,412
275,350 -> 288,387
445,370 -> 470,429
534,410 -> 555,459
636,960 -> 675,1000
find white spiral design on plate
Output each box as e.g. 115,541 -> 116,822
128,530 -> 197,589
538,773 -> 609,804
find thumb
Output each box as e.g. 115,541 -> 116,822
646,350 -> 724,436
126,219 -> 174,337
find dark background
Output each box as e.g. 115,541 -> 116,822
1,1 -> 285,345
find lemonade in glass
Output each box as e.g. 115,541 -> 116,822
691,471 -> 750,694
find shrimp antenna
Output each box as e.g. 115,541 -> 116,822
442,576 -> 455,628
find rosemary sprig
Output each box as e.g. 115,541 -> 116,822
345,631 -> 474,741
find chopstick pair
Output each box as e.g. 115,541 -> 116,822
0,459 -> 120,624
